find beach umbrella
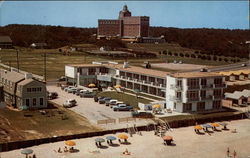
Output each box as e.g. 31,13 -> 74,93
65,140 -> 76,146
114,85 -> 122,88
21,149 -> 33,158
117,133 -> 128,140
218,122 -> 228,126
95,138 -> 105,143
194,125 -> 203,130
162,136 -> 173,141
152,104 -> 161,109
106,136 -> 116,141
88,83 -> 96,88
201,124 -> 213,128
210,123 -> 220,127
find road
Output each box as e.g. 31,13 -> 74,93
182,61 -> 250,72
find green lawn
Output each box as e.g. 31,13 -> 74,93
124,89 -> 165,101
0,102 -> 99,142
96,91 -> 152,108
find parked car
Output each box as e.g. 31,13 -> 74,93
63,99 -> 77,108
113,104 -> 133,111
61,84 -> 68,90
74,88 -> 83,95
57,76 -> 66,82
99,97 -> 112,104
64,86 -> 75,92
131,110 -> 153,118
80,91 -> 96,98
67,87 -> 77,93
48,92 -> 58,100
106,99 -> 117,107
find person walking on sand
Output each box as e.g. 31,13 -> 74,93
227,147 -> 230,157
233,150 -> 237,158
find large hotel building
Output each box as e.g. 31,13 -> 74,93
98,5 -> 149,38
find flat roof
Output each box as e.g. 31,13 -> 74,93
66,63 -> 169,78
169,72 -> 223,78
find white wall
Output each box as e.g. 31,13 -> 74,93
65,66 -> 76,78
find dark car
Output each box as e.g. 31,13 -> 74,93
99,97 -> 112,104
113,104 -> 133,111
74,88 -> 83,95
48,92 -> 58,100
80,91 -> 96,98
94,96 -> 104,102
131,111 -> 153,118
57,76 -> 66,82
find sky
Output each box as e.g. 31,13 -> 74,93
0,1 -> 249,29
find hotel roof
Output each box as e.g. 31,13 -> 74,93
169,72 -> 223,78
67,63 -> 170,78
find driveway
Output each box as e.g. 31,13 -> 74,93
47,85 -> 132,124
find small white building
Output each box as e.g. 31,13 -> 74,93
166,72 -> 226,113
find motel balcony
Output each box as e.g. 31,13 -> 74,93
213,95 -> 224,100
170,84 -> 182,91
187,86 -> 200,90
186,97 -> 200,102
200,84 -> 213,89
169,96 -> 182,102
213,84 -> 226,88
200,95 -> 213,101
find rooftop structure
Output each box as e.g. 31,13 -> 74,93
0,36 -> 13,48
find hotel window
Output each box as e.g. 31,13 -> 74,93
200,90 -> 206,98
183,103 -> 192,112
213,89 -> 222,96
201,78 -> 207,86
25,99 -> 30,106
88,68 -> 96,75
187,91 -> 199,99
149,77 -> 155,82
33,98 -> 36,106
40,98 -> 43,106
32,88 -> 36,92
214,78 -> 222,85
197,102 -> 205,111
37,87 -> 42,92
27,88 -> 31,92
187,78 -> 199,88
177,80 -> 182,87
213,100 -> 221,109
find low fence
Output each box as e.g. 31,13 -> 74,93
97,117 -> 138,125
0,112 -> 247,152
97,119 -> 116,125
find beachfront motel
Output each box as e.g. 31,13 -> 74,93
65,61 -> 226,113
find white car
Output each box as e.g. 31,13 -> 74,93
64,86 -> 75,92
63,99 -> 77,108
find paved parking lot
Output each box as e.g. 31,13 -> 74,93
47,85 -> 132,124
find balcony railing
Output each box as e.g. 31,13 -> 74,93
187,86 -> 200,90
187,98 -> 200,102
200,84 -> 213,89
170,84 -> 182,91
213,84 -> 226,88
200,95 -> 213,100
213,95 -> 224,99
169,96 -> 182,102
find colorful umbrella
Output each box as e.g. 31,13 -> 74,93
117,133 -> 128,140
106,136 -> 116,141
194,125 -> 203,130
64,140 -> 76,146
95,138 -> 105,142
88,83 -> 96,87
152,104 -> 161,109
114,85 -> 122,88
210,123 -> 220,127
162,136 -> 173,141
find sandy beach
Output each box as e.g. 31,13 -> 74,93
1,119 -> 250,158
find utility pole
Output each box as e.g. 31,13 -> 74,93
15,48 -> 20,72
44,52 -> 47,82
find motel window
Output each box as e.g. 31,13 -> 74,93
141,75 -> 147,81
40,98 -> 43,106
176,92 -> 182,99
26,99 -> 30,106
200,90 -> 206,98
197,102 -> 205,111
201,78 -> 207,85
32,88 -> 36,92
177,80 -> 182,87
149,77 -> 155,82
213,89 -> 222,96
183,103 -> 192,112
214,78 -> 222,85
27,88 -> 31,92
187,78 -> 199,88
37,87 -> 42,92
33,98 -> 36,106
213,100 -> 221,109
187,91 -> 199,99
